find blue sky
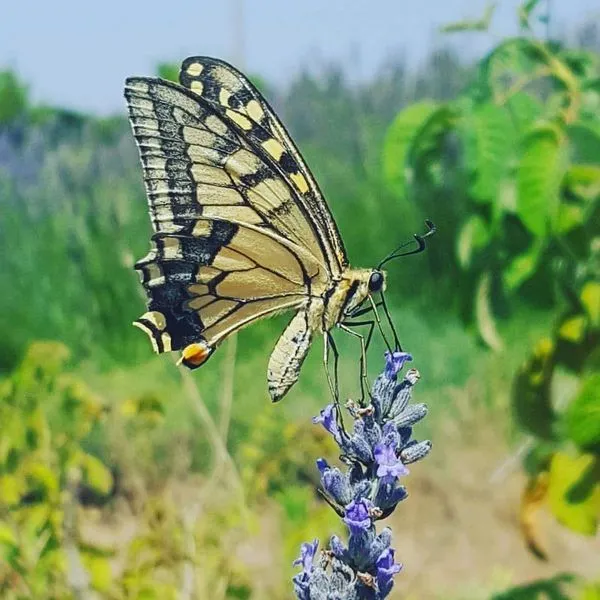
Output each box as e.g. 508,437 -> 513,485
2,0 -> 598,114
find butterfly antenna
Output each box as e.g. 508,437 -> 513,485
379,290 -> 401,351
377,220 -> 437,270
376,220 -> 436,349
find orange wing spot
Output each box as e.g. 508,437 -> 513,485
178,341 -> 214,369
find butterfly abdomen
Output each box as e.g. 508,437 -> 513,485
268,299 -> 325,402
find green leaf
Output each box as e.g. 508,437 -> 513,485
475,271 -> 504,351
382,102 -> 447,198
548,452 -> 600,535
558,315 -> 587,343
518,0 -> 542,29
563,372 -> 600,451
512,338 -> 555,439
556,202 -> 585,234
25,463 -> 60,498
456,215 -> 490,269
82,553 -> 113,592
81,453 -> 113,497
564,164 -> 600,202
517,124 -> 565,237
581,281 -> 600,328
568,121 -> 600,164
0,475 -> 23,505
503,240 -> 544,291
466,104 -> 514,203
505,92 -> 543,134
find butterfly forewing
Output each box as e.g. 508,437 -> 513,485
178,57 -> 348,275
124,70 -> 339,356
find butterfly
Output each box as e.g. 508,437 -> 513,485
124,57 -> 434,402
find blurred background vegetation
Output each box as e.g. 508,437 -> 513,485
0,1 -> 599,598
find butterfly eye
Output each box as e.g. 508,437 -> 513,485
368,271 -> 384,293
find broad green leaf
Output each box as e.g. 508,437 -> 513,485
480,38 -> 547,99
467,104 -> 514,204
456,215 -> 490,269
568,121 -> 600,164
503,241 -> 544,291
512,338 -> 555,439
475,271 -> 504,351
505,91 -> 543,134
517,125 -> 565,237
563,372 -> 600,451
564,164 -> 600,202
581,281 -> 600,328
382,102 -> 446,198
548,452 -> 600,535
81,453 -> 113,496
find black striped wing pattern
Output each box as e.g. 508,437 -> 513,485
124,57 -> 349,369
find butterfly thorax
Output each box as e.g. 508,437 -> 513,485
319,268 -> 386,332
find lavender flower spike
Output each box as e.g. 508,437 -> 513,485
293,353 -> 430,599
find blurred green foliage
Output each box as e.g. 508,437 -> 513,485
1,3 -> 599,597
383,2 -> 600,566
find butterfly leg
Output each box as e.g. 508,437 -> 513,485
323,331 -> 347,433
348,301 -> 382,319
338,319 -> 375,406
322,331 -> 340,405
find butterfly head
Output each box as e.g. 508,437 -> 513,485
340,268 -> 387,317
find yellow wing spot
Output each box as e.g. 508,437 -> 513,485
246,99 -> 264,122
162,236 -> 182,260
187,295 -> 215,310
192,220 -> 212,237
195,265 -> 221,283
190,80 -> 204,95
202,205 -> 263,224
205,115 -> 228,136
144,262 -> 166,287
133,312 -> 172,353
188,283 -> 210,296
161,332 -> 172,352
290,172 -> 309,194
186,62 -> 204,76
139,311 -> 167,329
262,138 -> 285,161
226,109 -> 253,130
219,88 -> 232,107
